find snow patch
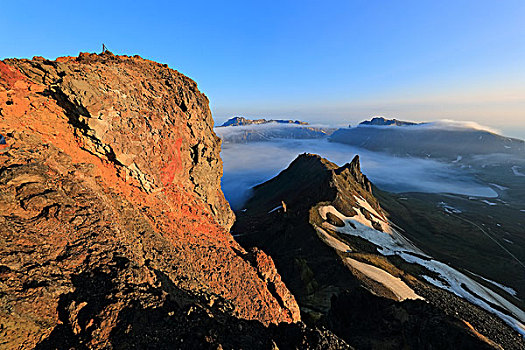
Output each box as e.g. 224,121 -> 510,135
268,205 -> 283,214
470,272 -> 517,297
438,202 -> 462,214
318,205 -> 525,336
489,183 -> 509,191
344,257 -> 423,301
353,196 -> 391,233
315,226 -> 352,253
512,166 -> 525,177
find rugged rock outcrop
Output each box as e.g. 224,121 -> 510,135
6,52 -> 233,229
0,53 -> 348,349
234,153 -> 525,349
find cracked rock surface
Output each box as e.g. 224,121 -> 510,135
0,54 -> 350,349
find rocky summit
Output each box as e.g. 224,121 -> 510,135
234,153 -> 525,349
220,116 -> 309,127
0,53 -> 349,349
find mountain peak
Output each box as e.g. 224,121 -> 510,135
221,116 -> 309,127
359,117 -> 417,127
348,154 -> 361,173
244,153 -> 379,221
334,155 -> 372,193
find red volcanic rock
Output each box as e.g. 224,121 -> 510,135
0,55 -> 307,349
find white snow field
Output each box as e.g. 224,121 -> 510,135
344,257 -> 423,301
316,196 -> 525,336
512,166 -> 525,177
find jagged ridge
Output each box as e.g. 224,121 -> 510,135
234,153 -> 524,349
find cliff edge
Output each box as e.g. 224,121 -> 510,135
0,53 -> 341,349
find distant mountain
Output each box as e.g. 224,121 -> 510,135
358,116 -> 418,127
234,153 -> 525,349
215,117 -> 336,143
330,118 -> 525,160
221,116 -> 309,126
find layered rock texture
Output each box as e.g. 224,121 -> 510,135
0,53 -> 349,349
234,154 -> 525,349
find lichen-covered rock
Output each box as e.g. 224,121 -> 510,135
0,54 -> 316,349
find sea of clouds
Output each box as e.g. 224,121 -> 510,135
219,135 -> 498,209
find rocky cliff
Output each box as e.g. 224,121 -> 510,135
0,53 -> 348,349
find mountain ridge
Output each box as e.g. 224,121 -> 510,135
216,117 -> 336,143
234,152 -> 525,349
358,116 -> 418,127
220,116 -> 310,127
331,118 -> 524,160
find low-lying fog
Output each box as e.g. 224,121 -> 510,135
220,138 -> 498,210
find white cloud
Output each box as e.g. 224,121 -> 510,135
220,138 -> 497,209
413,119 -> 501,134
354,118 -> 502,135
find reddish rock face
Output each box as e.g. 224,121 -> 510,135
7,52 -> 233,229
0,54 -> 300,349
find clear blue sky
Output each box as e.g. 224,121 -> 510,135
1,0 -> 524,137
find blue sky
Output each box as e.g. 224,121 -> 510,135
1,0 -> 524,137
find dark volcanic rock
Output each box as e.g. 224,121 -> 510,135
234,153 -> 523,349
328,288 -> 494,350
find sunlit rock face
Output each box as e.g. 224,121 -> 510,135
0,53 -> 333,349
